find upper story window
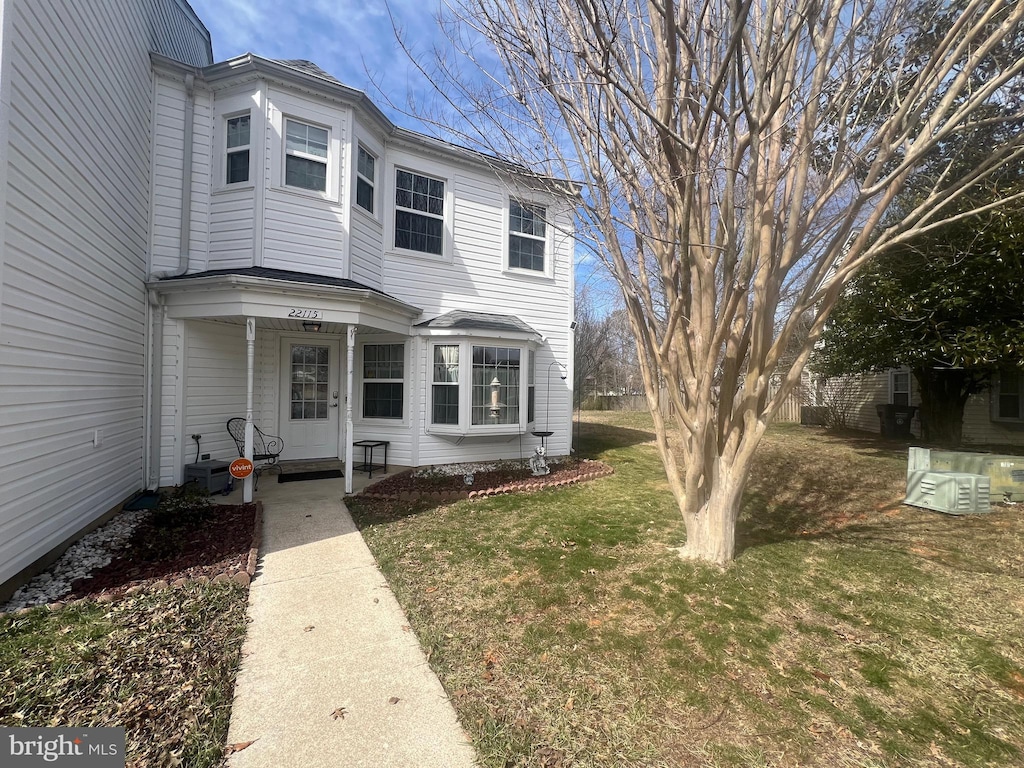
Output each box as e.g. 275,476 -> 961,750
395,169 -> 444,255
993,369 -> 1023,422
285,119 -> 328,193
509,200 -> 547,272
363,343 -> 404,419
226,114 -> 250,184
356,146 -> 376,214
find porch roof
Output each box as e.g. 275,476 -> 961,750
148,267 -> 422,335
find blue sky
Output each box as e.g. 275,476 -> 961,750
190,0 -> 444,128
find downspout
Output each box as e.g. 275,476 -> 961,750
147,289 -> 165,489
171,72 -> 195,277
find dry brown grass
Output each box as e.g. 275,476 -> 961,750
351,412 -> 1024,767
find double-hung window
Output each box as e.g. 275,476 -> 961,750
891,370 -> 911,406
395,169 -> 444,255
356,146 -> 376,214
994,369 -> 1024,422
363,343 -> 404,419
431,345 -> 460,425
226,114 -> 250,184
508,199 -> 547,272
285,119 -> 328,192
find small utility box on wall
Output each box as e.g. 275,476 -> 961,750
184,459 -> 231,493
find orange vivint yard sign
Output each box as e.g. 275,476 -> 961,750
229,458 -> 254,479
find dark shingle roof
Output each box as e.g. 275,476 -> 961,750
415,310 -> 539,336
272,59 -> 345,86
160,267 -> 403,301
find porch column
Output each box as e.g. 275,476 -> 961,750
344,324 -> 355,494
243,317 -> 255,503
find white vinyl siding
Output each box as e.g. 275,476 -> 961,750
150,76 -> 212,274
262,88 -> 347,274
0,0 -> 211,586
385,163 -> 574,466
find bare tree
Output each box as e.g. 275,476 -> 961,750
398,0 -> 1024,563
573,286 -> 613,398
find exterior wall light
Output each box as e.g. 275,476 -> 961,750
302,321 -> 322,333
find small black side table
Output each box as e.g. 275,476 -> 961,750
353,440 -> 389,478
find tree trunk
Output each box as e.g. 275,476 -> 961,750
914,368 -> 971,447
678,461 -> 749,566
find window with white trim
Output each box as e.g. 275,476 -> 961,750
428,341 -> 539,432
891,370 -> 911,406
472,346 -> 521,425
225,114 -> 250,184
362,343 -> 404,419
993,369 -> 1024,422
508,199 -> 546,272
528,350 -> 536,423
285,119 -> 328,192
395,169 -> 444,255
431,345 -> 459,425
356,145 -> 376,214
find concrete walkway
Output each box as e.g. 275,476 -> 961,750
224,476 -> 478,767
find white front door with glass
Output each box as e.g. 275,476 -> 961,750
280,339 -> 341,460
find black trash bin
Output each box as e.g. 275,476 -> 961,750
875,403 -> 917,438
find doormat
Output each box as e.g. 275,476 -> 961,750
278,470 -> 343,483
123,490 -> 161,510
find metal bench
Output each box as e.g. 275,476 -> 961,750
226,418 -> 284,490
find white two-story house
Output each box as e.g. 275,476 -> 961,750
147,53 -> 576,499
0,0 -> 575,596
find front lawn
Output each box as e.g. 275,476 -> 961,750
0,584 -> 247,768
349,411 -> 1024,767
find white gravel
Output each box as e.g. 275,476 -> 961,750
414,461 -> 505,477
0,508 -> 149,613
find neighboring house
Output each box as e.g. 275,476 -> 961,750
0,1 -> 576,595
821,368 -> 1024,445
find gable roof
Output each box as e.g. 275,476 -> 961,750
415,310 -> 539,336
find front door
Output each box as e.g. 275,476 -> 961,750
280,338 -> 342,460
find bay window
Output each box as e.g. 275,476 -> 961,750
226,113 -> 250,184
472,346 -> 520,425
432,345 -> 459,425
428,340 -> 537,433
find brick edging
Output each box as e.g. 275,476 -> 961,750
359,459 -> 615,503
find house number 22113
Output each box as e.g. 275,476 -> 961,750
288,308 -> 323,319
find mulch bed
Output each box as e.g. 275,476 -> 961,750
64,502 -> 261,603
360,458 -> 614,502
